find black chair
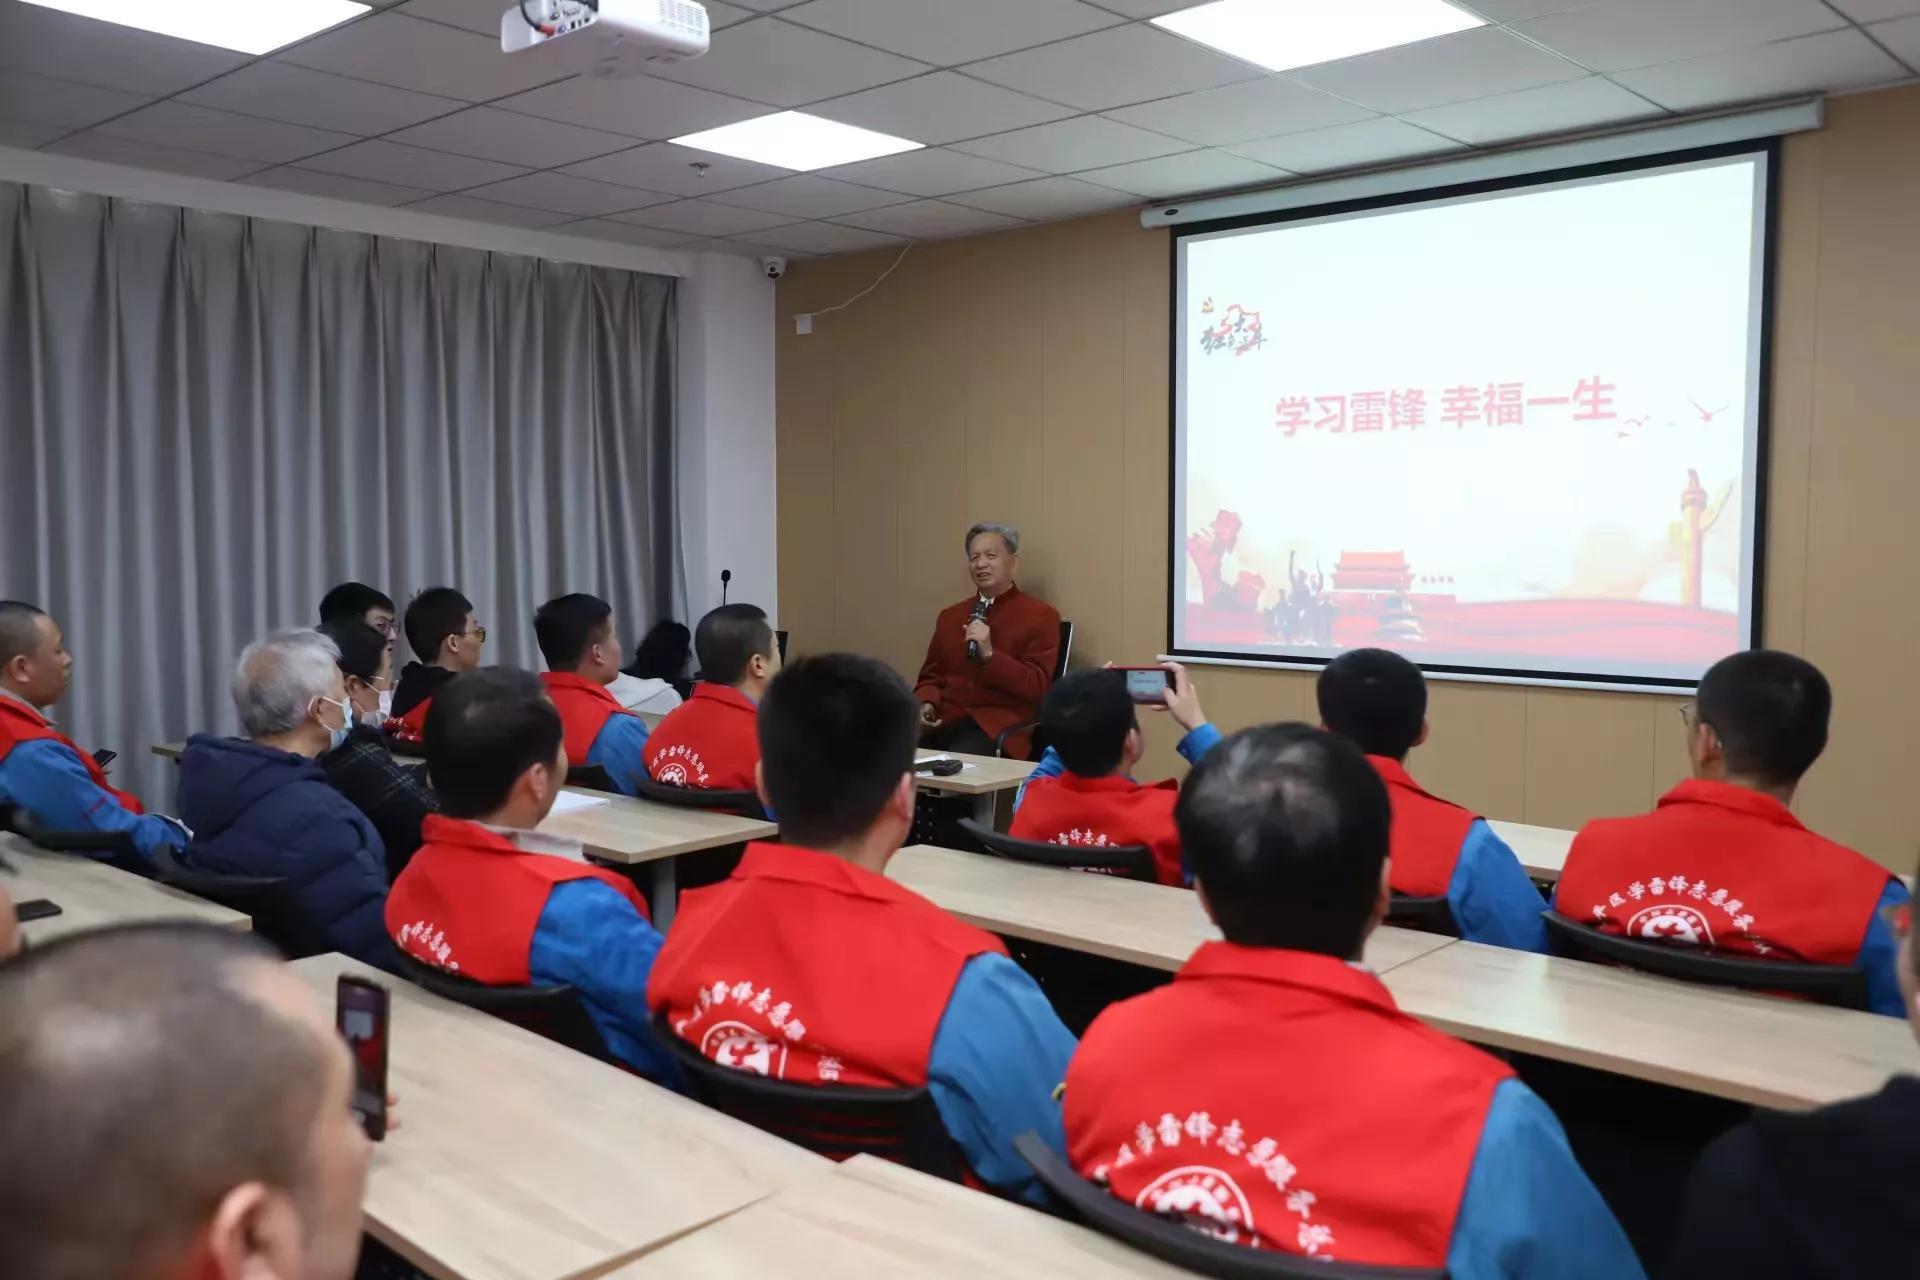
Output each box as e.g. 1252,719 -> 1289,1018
958,816 -> 1156,883
1540,911 -> 1871,1011
632,776 -> 767,820
776,629 -> 790,663
1386,894 -> 1458,938
654,1013 -> 966,1179
565,763 -> 620,793
993,618 -> 1077,759
394,951 -> 613,1061
145,843 -> 313,956
5,808 -> 151,875
1014,1133 -> 1445,1279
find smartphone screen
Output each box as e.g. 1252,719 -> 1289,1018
1123,668 -> 1170,704
336,976 -> 389,1142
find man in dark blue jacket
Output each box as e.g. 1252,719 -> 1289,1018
177,629 -> 396,971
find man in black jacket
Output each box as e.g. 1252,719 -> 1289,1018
1666,856 -> 1919,1278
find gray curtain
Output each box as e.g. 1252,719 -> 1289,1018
0,182 -> 683,807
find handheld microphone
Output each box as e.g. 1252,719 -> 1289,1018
721,568 -> 731,605
966,593 -> 989,661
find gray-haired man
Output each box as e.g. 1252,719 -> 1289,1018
914,522 -> 1061,758
176,629 -> 396,970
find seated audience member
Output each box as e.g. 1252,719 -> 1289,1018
645,603 -> 780,792
0,600 -> 187,859
1064,724 -> 1642,1276
318,581 -> 395,646
177,630 -> 395,970
0,924 -> 377,1280
1318,648 -> 1548,952
1666,876 -> 1918,1279
648,654 -> 1076,1201
607,668 -> 683,716
391,587 -> 484,734
1009,665 -> 1219,886
626,619 -> 694,700
534,593 -> 652,796
318,621 -> 435,882
1554,650 -> 1910,1016
386,668 -> 674,1081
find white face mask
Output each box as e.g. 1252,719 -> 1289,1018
320,696 -> 354,751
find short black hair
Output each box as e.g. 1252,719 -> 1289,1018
759,654 -> 917,848
1316,648 -> 1428,760
404,587 -> 473,664
627,620 -> 691,681
1177,723 -> 1391,957
426,668 -> 563,817
533,593 -> 613,672
1695,650 -> 1832,788
0,924 -> 328,1280
0,600 -> 48,669
319,620 -> 386,685
318,582 -> 393,629
1040,669 -> 1138,777
695,604 -> 775,686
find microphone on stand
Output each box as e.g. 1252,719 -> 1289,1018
721,568 -> 731,605
966,593 -> 990,662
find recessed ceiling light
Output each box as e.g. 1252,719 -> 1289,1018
671,112 -> 923,173
1153,0 -> 1484,73
21,0 -> 370,56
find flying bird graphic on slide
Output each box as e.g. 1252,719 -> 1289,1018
1691,400 -> 1730,422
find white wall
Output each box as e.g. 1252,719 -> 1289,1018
0,145 -> 781,629
677,251 -> 779,622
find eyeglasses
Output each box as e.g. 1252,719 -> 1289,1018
463,625 -> 488,644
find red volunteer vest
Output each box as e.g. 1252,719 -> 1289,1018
384,814 -> 650,983
540,671 -> 639,766
1369,757 -> 1478,898
646,683 -> 760,792
1554,779 -> 1891,966
395,698 -> 432,736
0,697 -> 145,815
1008,772 -> 1185,887
648,842 -> 1007,1087
1065,943 -> 1509,1266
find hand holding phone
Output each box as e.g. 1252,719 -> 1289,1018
336,976 -> 390,1141
1111,666 -> 1171,706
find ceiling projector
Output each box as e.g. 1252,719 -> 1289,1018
502,1 -> 709,77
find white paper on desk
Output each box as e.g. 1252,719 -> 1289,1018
550,791 -> 610,814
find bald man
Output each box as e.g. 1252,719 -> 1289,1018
0,924 -> 378,1280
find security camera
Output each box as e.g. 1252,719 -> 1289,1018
760,256 -> 787,280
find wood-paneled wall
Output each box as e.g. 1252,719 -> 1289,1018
776,85 -> 1920,874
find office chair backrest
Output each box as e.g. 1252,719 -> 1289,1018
632,775 -> 767,819
394,951 -> 613,1061
1540,911 -> 1871,1010
1386,894 -> 1459,938
776,629 -> 790,663
146,842 -> 315,956
1054,619 -> 1075,682
1013,1133 -> 1446,1279
959,816 -> 1157,882
653,1013 -> 967,1179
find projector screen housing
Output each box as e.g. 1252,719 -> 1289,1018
1168,141 -> 1777,693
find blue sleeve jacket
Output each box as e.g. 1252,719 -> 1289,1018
1447,1079 -> 1647,1279
529,878 -> 683,1087
0,738 -> 187,859
586,715 -> 654,798
926,951 -> 1079,1204
1447,821 -> 1551,954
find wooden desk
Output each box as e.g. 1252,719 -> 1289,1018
607,1154 -> 1191,1279
539,791 -> 775,930
914,750 -> 1036,825
1384,938 -> 1920,1110
2,833 -> 247,943
888,845 -> 1455,976
288,954 -> 826,1280
1487,819 -> 1574,881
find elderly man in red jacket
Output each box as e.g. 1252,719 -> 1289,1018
915,522 -> 1060,758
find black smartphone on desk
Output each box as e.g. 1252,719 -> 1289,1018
336,975 -> 390,1141
13,899 -> 60,922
